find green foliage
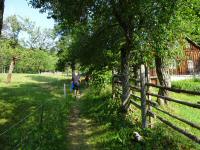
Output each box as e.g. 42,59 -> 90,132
3,15 -> 22,45
29,0 -> 190,73
177,0 -> 200,44
16,49 -> 58,73
0,15 -> 58,73
22,19 -> 56,51
90,70 -> 111,94
0,38 -> 58,73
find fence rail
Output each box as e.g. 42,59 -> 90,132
146,83 -> 200,95
113,66 -> 200,144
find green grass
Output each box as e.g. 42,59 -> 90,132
77,86 -> 200,150
1,74 -> 200,149
137,79 -> 200,149
0,73 -> 74,149
172,78 -> 200,92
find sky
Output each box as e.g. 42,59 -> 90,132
4,0 -> 55,29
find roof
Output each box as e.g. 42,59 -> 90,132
185,37 -> 200,49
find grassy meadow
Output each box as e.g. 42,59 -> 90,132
0,73 -> 200,149
0,73 -> 73,149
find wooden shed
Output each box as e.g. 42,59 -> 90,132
176,37 -> 200,75
149,37 -> 200,84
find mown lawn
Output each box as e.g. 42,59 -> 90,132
0,73 -> 73,150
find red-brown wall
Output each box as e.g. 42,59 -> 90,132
150,41 -> 200,77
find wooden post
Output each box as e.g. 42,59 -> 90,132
146,66 -> 154,128
64,83 -> 66,98
140,64 -> 147,128
112,70 -> 116,100
112,78 -> 116,100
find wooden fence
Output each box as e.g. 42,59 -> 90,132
113,65 -> 200,144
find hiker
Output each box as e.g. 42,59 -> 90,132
72,72 -> 81,96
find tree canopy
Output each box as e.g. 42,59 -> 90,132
0,15 -> 58,74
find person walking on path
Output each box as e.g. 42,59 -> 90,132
72,72 -> 81,96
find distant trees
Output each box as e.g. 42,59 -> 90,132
0,15 -> 58,82
2,15 -> 23,82
16,49 -> 58,73
22,18 -> 56,51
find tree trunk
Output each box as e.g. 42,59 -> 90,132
155,55 -> 171,105
0,0 -> 4,35
121,45 -> 131,112
7,57 -> 16,83
132,64 -> 140,86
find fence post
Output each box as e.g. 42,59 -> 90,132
140,64 -> 147,128
146,66 -> 153,128
112,70 -> 116,100
64,83 -> 66,98
112,77 -> 116,100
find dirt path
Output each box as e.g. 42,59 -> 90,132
66,99 -> 95,150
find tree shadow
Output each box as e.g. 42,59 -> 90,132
0,75 -> 73,149
77,90 -> 200,150
77,93 -> 138,149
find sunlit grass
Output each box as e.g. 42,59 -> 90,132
147,81 -> 200,134
0,73 -> 73,149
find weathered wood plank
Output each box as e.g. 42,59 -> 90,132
146,83 -> 200,95
152,106 -> 200,130
130,94 -> 158,107
130,85 -> 141,92
147,92 -> 200,109
148,111 -> 200,144
140,64 -> 147,128
130,99 -> 142,110
114,81 -> 122,84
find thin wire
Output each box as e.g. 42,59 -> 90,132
0,104 -> 43,137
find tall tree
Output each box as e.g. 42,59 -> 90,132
2,15 -> 23,83
29,0 -> 180,111
22,18 -> 56,51
0,0 -> 4,35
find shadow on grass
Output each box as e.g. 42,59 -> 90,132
77,89 -> 200,150
78,91 -> 139,149
0,75 -> 73,149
